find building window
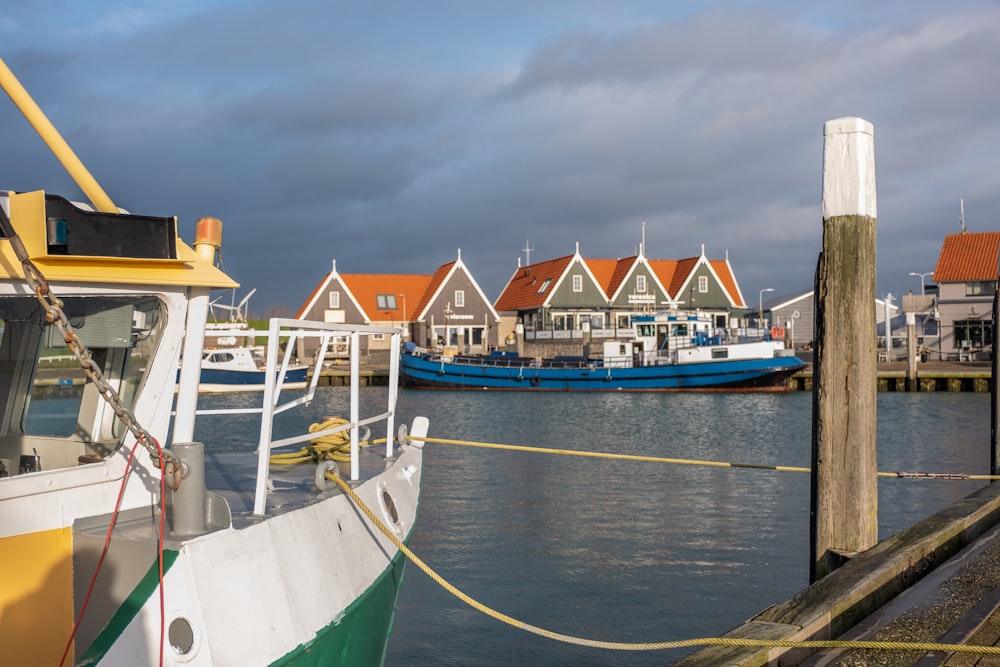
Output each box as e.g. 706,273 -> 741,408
954,319 -> 994,349
572,275 -> 583,292
617,314 -> 630,329
636,275 -> 647,293
966,282 -> 997,297
698,276 -> 708,293
329,291 -> 340,308
537,278 -> 551,295
376,294 -> 397,310
454,290 -> 465,307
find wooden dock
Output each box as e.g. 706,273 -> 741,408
789,360 -> 993,393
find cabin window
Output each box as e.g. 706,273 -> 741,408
329,291 -> 340,308
376,294 -> 397,310
1,296 -> 165,464
617,314 -> 630,329
966,282 -> 996,297
711,348 -> 729,359
636,275 -> 646,293
671,323 -> 689,337
954,319 -> 993,349
698,276 -> 708,293
537,279 -> 551,295
454,290 -> 465,308
636,324 -> 654,337
572,275 -> 582,292
715,314 -> 727,328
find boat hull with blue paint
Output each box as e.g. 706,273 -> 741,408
400,348 -> 804,391
401,311 -> 806,392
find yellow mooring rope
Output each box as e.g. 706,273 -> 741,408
408,435 -> 1000,480
327,469 -> 1000,655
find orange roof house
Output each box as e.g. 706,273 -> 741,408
933,231 -> 1000,283
295,251 -> 499,359
494,243 -> 750,334
931,230 -> 1000,360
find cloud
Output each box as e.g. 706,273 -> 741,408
1,1 -> 999,313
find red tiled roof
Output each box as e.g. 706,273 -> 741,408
294,274 -> 328,319
710,259 -> 745,307
341,274 -> 432,321
494,255 -> 574,311
934,231 -> 1000,282
586,258 -> 622,295
646,259 -> 680,298
604,257 -> 638,297
411,261 -> 455,317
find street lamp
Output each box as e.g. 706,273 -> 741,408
759,288 -> 774,327
908,271 -> 932,295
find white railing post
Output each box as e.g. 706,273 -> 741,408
387,331 -> 400,458
350,330 -> 360,481
252,318 -> 282,515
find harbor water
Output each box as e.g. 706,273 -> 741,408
190,389 -> 990,665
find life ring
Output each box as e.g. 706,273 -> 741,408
770,325 -> 785,340
530,375 -> 541,387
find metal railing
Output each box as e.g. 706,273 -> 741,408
190,318 -> 401,516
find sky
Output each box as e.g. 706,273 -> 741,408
1,1 -> 998,316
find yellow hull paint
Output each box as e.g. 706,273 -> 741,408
0,526 -> 75,666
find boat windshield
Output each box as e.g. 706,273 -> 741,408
0,295 -> 164,476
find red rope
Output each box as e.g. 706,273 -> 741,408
58,437 -> 169,667
59,442 -> 142,667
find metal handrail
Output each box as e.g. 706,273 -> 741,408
189,318 -> 401,516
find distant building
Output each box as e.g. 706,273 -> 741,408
932,230 -> 998,361
768,291 -> 899,350
294,250 -> 499,362
493,243 -> 749,347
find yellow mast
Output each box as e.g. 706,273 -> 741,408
0,57 -> 118,213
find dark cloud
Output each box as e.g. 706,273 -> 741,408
1,1 -> 999,314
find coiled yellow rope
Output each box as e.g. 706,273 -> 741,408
328,469 -> 1000,654
269,417 -> 358,465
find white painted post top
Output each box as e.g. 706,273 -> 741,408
822,117 -> 876,220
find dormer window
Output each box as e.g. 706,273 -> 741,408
537,278 -> 551,294
376,294 -> 397,310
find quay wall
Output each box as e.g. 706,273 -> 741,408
788,361 -> 992,393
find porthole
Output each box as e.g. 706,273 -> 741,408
169,617 -> 194,655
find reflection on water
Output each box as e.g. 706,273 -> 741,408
189,388 -> 991,666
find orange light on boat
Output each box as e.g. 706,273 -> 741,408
194,216 -> 222,262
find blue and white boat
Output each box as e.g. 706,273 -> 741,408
197,323 -> 308,392
401,311 -> 805,391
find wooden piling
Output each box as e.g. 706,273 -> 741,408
810,117 -> 878,582
906,313 -> 917,391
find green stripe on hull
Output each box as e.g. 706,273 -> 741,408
75,550 -> 179,667
270,549 -> 409,667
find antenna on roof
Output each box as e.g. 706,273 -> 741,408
960,198 -> 967,233
522,238 -> 534,266
640,221 -> 646,257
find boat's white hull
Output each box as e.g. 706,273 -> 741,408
76,440 -> 424,666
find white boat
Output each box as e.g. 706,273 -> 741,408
194,322 -> 309,392
0,57 -> 427,666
